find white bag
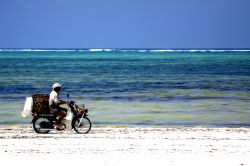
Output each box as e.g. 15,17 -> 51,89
21,97 -> 33,117
62,110 -> 73,130
64,110 -> 73,121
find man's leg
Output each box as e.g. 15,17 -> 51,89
55,107 -> 67,125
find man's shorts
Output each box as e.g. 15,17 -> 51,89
50,106 -> 67,115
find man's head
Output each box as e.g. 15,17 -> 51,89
52,83 -> 62,92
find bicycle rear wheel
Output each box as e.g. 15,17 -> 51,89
33,117 -> 51,134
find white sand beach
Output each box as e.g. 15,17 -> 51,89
0,127 -> 250,166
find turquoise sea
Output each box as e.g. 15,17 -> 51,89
0,49 -> 250,127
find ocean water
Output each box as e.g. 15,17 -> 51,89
0,49 -> 250,127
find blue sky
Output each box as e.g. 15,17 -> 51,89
0,0 -> 250,49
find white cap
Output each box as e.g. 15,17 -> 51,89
52,83 -> 62,89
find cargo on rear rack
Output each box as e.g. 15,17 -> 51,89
32,94 -> 50,114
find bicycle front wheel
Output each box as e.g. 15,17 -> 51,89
73,117 -> 91,134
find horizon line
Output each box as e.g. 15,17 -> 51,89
1,48 -> 250,50
1,48 -> 250,52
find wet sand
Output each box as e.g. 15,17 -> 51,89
0,127 -> 250,166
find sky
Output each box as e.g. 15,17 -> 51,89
0,0 -> 250,49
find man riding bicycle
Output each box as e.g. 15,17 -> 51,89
49,83 -> 68,129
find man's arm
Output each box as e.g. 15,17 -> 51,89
59,100 -> 68,105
